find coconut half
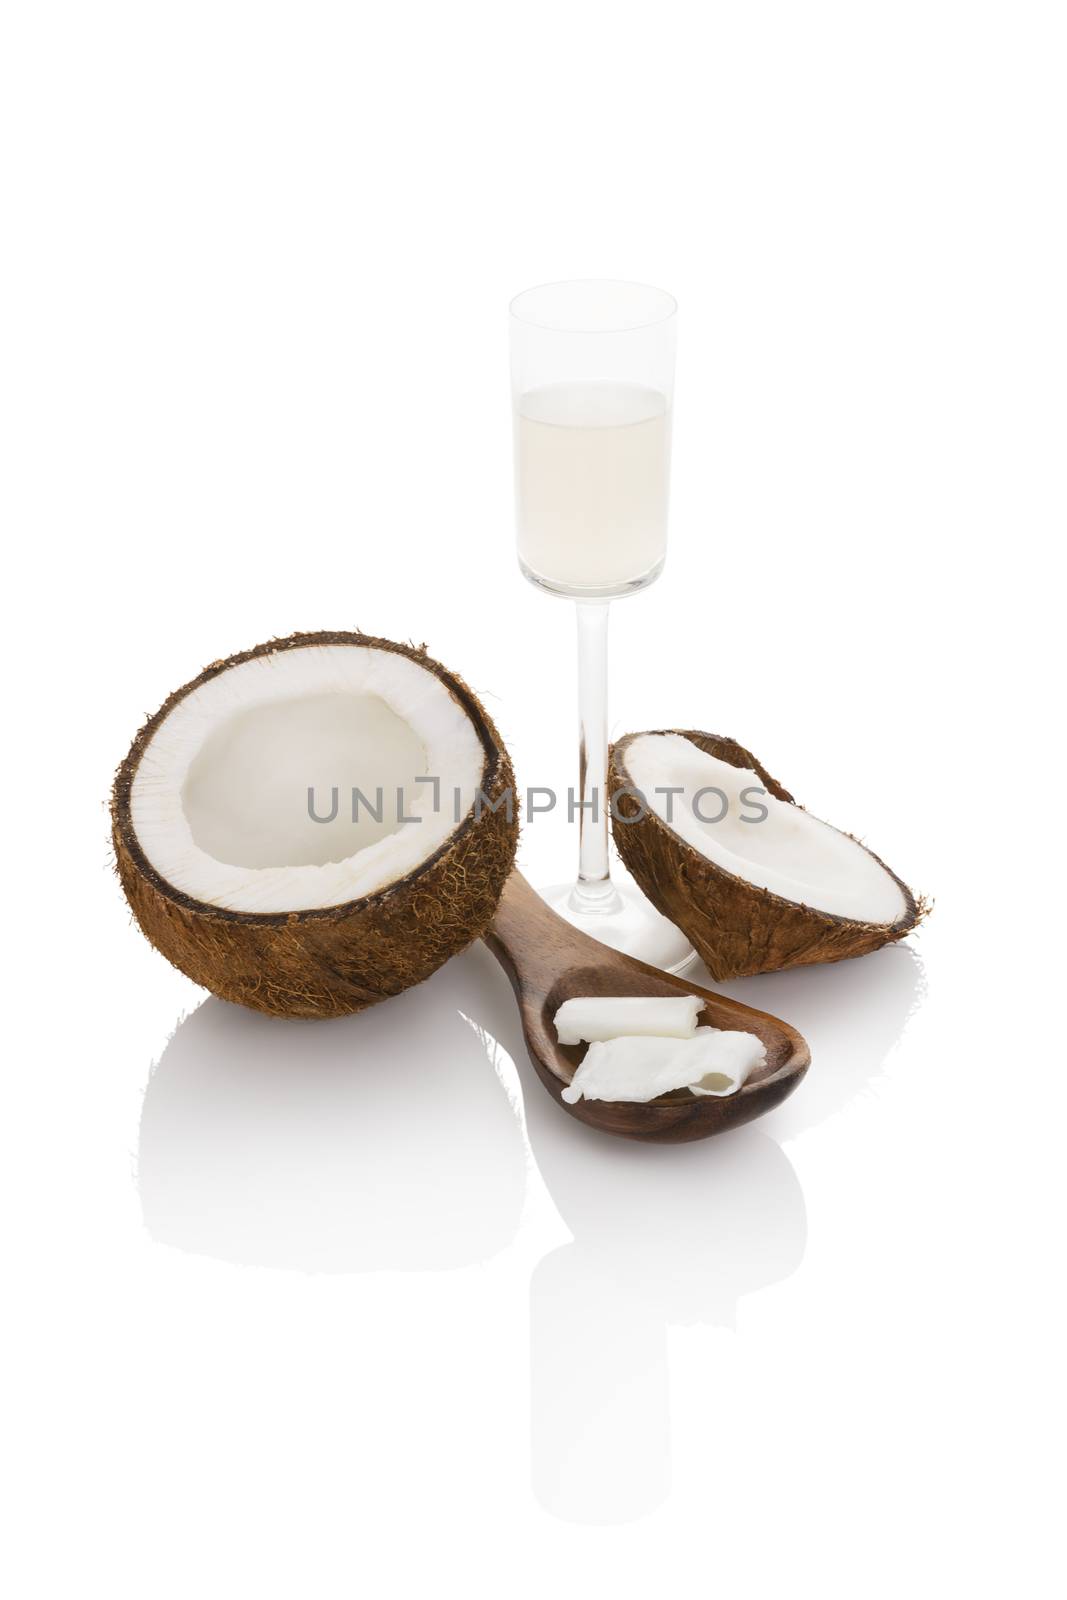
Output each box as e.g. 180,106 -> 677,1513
112,631 -> 518,1017
609,729 -> 924,980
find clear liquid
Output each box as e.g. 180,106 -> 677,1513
515,382 -> 670,595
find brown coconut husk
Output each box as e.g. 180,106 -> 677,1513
112,631 -> 519,1018
609,729 -> 926,981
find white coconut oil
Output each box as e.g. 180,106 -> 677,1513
554,995 -> 701,1046
515,381 -> 670,595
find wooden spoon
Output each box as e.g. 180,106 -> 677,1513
484,871 -> 810,1143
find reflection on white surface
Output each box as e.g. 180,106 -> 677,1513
459,937 -> 925,1526
138,966 -> 527,1272
138,933 -> 924,1526
527,1125 -> 804,1523
712,940 -> 926,1137
454,950 -> 806,1525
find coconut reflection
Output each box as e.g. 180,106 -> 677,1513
710,939 -> 926,1138
138,965 -> 527,1273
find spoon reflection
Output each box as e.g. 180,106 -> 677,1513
460,935 -> 925,1525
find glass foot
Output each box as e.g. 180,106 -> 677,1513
539,877 -> 697,975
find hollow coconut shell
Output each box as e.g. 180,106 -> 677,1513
112,631 -> 519,1019
608,729 -> 925,981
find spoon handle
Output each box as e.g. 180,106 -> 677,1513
483,871 -> 568,999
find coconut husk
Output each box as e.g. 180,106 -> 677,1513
609,729 -> 925,980
112,631 -> 519,1018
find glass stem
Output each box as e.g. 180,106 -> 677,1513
571,600 -> 621,914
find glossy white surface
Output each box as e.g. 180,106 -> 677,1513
3,3 -> 1062,1595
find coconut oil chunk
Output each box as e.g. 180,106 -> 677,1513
554,994 -> 702,1046
561,1028 -> 766,1104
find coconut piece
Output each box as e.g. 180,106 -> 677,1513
688,1031 -> 769,1096
560,1027 -> 765,1105
112,631 -> 519,1018
609,729 -> 925,980
554,994 -> 701,1046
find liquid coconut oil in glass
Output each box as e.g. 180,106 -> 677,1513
516,381 -> 670,596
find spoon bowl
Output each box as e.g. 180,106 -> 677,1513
485,872 -> 810,1142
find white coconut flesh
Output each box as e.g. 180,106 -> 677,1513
561,1028 -> 766,1105
554,994 -> 702,1046
623,732 -> 907,925
129,645 -> 487,914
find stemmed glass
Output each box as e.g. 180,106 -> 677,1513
510,280 -> 694,972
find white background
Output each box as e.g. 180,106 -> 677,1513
2,2 -> 1064,1595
